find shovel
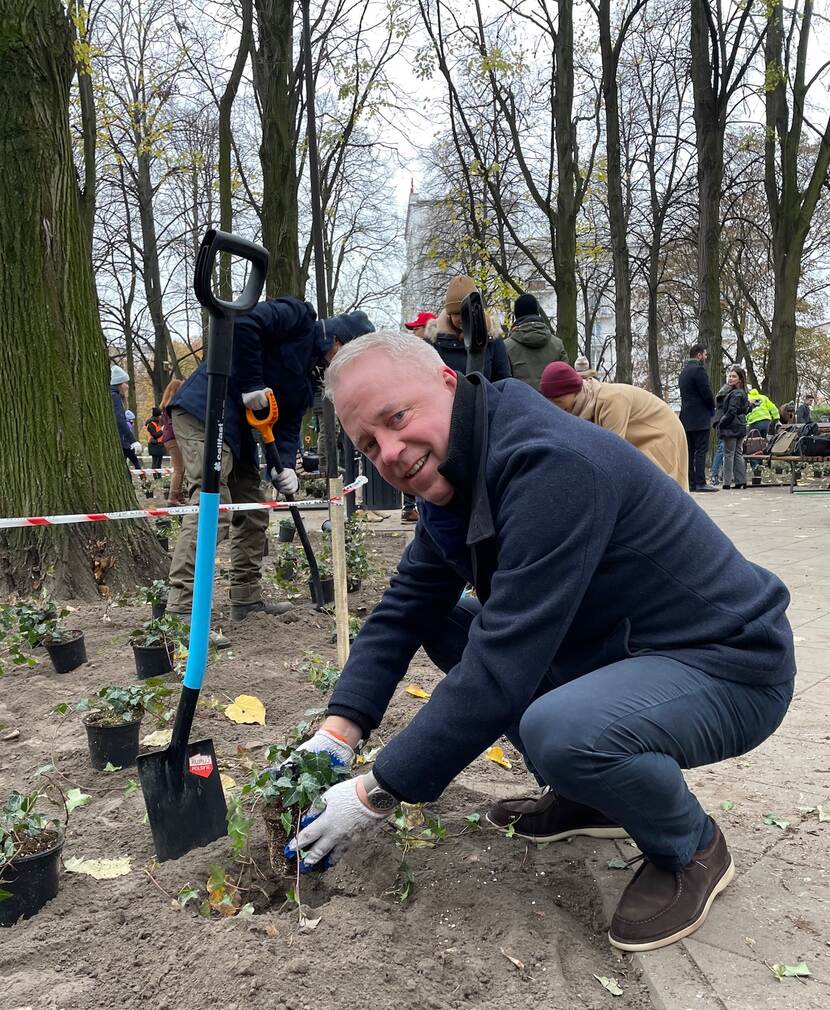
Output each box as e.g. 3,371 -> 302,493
245,391 -> 327,609
138,228 -> 269,862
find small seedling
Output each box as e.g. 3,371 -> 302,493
302,654 -> 341,693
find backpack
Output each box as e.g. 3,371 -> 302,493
769,428 -> 800,456
798,434 -> 830,457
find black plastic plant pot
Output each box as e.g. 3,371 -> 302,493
278,524 -> 296,543
132,643 -> 173,679
43,631 -> 87,674
151,602 -> 167,620
277,564 -> 296,582
301,452 -> 320,473
85,716 -> 142,770
0,837 -> 63,927
157,537 -> 169,552
310,577 -> 335,604
347,576 -> 361,593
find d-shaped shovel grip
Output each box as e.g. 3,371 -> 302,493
195,229 -> 269,317
460,290 -> 488,354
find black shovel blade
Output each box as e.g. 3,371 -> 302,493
137,738 -> 228,862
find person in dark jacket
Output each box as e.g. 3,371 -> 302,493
678,343 -> 717,492
281,330 -> 794,954
110,365 -> 143,471
166,297 -> 374,628
715,366 -> 750,489
425,276 -> 511,381
796,394 -> 815,424
144,407 -> 165,479
503,293 -> 568,390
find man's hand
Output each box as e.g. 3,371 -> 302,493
241,387 -> 273,411
275,468 -> 299,496
287,776 -> 388,869
293,727 -> 356,768
131,441 -> 143,456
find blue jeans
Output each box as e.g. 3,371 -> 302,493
423,599 -> 792,870
712,440 -> 724,481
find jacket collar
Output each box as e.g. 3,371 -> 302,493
438,372 -> 495,545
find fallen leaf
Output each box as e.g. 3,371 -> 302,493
720,800 -> 734,811
220,773 -> 236,794
141,728 -> 172,748
500,947 -> 524,971
102,762 -> 122,773
485,745 -> 512,770
299,905 -> 321,931
1,729 -> 20,741
594,974 -> 624,996
64,855 -> 132,879
817,805 -> 830,823
607,857 -> 629,870
763,813 -> 790,831
265,923 -> 279,939
768,962 -> 811,981
66,788 -> 92,813
404,685 -> 431,700
224,694 -> 266,726
239,902 -> 255,918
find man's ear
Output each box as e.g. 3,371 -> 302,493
441,366 -> 458,392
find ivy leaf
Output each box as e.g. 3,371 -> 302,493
607,857 -> 629,870
124,779 -> 139,797
280,810 -> 293,834
816,805 -> 830,823
719,800 -> 734,811
763,813 -> 790,831
177,884 -> 199,909
66,788 -> 92,812
102,762 -> 121,773
464,812 -> 481,829
0,888 -> 12,903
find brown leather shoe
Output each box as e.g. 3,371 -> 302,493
487,788 -> 628,843
401,507 -> 419,523
609,818 -> 734,951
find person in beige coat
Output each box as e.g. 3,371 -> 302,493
539,361 -> 689,489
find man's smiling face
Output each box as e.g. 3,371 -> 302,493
333,349 -> 458,505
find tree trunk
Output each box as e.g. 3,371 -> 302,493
690,0 -> 724,389
646,241 -> 662,398
553,0 -> 579,361
0,0 -> 165,598
598,0 -> 632,383
219,0 -> 253,298
252,0 -> 301,298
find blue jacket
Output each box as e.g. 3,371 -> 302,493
172,297 -> 319,466
679,359 -> 716,431
111,388 -> 134,450
328,375 -> 795,803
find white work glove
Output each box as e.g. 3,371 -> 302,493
275,467 -> 299,496
241,387 -> 272,411
131,441 -> 143,455
287,776 -> 387,869
293,727 -> 355,769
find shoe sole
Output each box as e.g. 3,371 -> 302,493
485,813 -> 629,843
608,854 -> 735,952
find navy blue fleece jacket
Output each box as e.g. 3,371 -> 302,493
327,376 -> 795,804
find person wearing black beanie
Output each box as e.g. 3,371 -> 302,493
504,293 -> 568,391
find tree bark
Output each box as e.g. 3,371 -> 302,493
0,0 -> 165,598
219,0 -> 253,299
252,0 -> 302,298
553,0 -> 579,361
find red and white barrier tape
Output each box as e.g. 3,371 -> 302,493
0,477 -> 367,530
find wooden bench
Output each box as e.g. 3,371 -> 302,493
744,453 -> 830,493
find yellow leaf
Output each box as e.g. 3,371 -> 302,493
405,685 -> 431,700
220,773 -> 236,794
224,694 -> 266,726
64,855 -> 132,879
141,728 -> 172,748
485,745 -> 512,769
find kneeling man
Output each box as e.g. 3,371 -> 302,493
288,330 -> 794,952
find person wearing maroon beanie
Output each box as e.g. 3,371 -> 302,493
539,362 -> 688,488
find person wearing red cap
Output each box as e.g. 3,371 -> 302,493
403,311 -> 437,339
540,361 -> 688,488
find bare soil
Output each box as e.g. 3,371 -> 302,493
0,527 -> 654,1010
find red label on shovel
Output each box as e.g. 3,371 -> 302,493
188,753 -> 214,778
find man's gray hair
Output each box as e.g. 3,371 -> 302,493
324,328 -> 446,404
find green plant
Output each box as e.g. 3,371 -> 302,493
129,614 -> 189,650
275,544 -> 299,571
344,516 -> 369,581
142,580 -> 169,607
279,517 -> 295,530
0,791 -> 61,872
0,593 -> 73,674
388,804 -> 447,902
72,679 -> 174,727
302,654 -> 341,692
